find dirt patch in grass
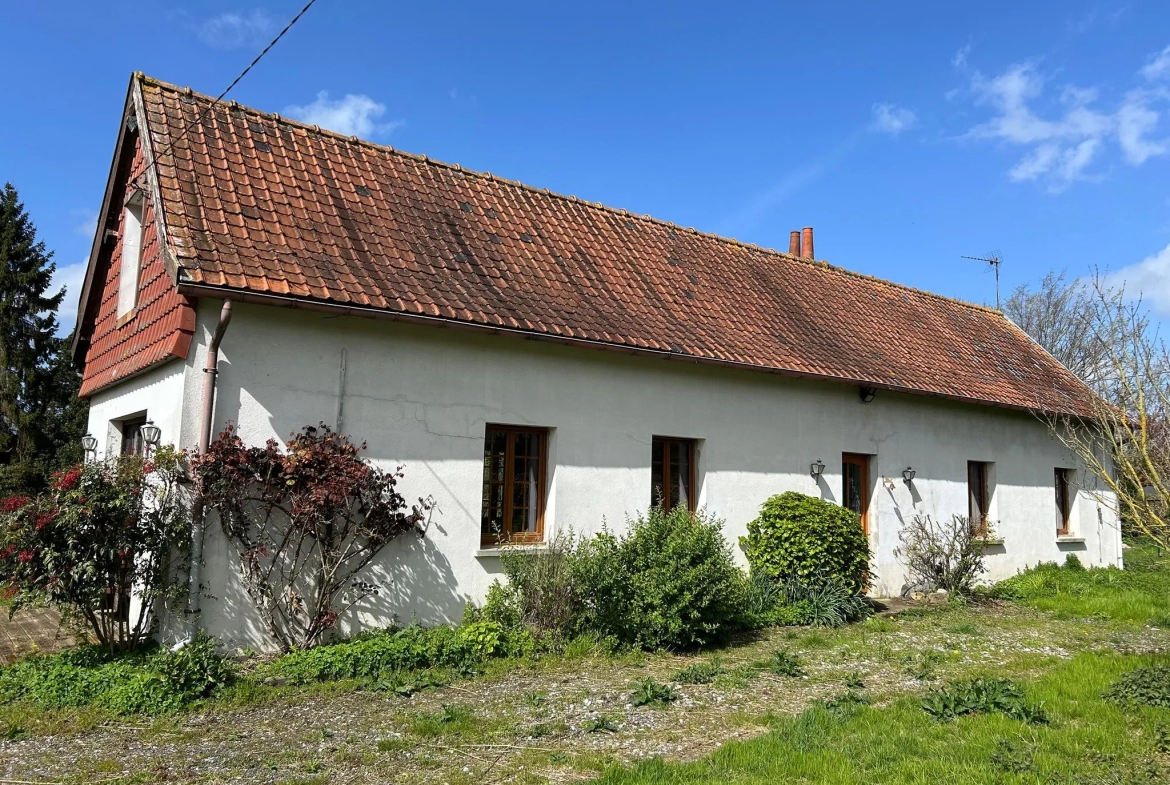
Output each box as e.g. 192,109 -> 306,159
0,603 -> 1166,784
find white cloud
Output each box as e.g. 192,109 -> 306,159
50,258 -> 89,334
960,51 -> 1170,190
952,43 -> 972,70
283,92 -> 402,139
72,208 -> 97,238
1108,242 -> 1170,313
870,103 -> 917,135
1117,91 -> 1168,163
1141,45 -> 1170,81
198,9 -> 275,49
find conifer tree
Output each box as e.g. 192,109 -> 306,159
0,182 -> 85,491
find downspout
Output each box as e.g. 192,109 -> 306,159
183,299 -> 232,643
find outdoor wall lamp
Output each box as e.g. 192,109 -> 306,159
859,386 -> 876,403
902,467 -> 916,485
139,420 -> 162,451
81,434 -> 97,460
810,459 -> 826,481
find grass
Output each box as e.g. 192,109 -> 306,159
4,543 -> 1170,783
992,544 -> 1170,625
593,652 -> 1170,784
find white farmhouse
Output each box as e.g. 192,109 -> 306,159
72,75 -> 1119,650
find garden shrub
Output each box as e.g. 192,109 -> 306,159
894,514 -> 989,596
263,621 -> 529,684
575,505 -> 746,650
0,450 -> 191,651
481,532 -> 585,641
742,492 -> 870,592
194,423 -> 434,652
1104,664 -> 1170,709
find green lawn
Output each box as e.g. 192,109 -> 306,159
595,652 -> 1170,785
994,544 -> 1170,626
591,544 -> 1170,785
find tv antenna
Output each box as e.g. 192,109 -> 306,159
962,253 -> 1002,309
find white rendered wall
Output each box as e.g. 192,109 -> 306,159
90,300 -> 1124,651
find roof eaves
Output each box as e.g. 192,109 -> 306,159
177,278 -> 1088,418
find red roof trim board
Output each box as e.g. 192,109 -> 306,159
73,84 -> 196,398
73,74 -> 1095,417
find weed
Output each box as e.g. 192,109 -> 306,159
1,721 -> 27,740
714,664 -> 760,689
673,661 -> 724,685
921,678 -> 1048,724
767,650 -> 805,677
631,678 -> 678,707
1155,725 -> 1170,754
989,738 -> 1036,774
843,671 -> 865,690
819,689 -> 869,718
906,650 -> 944,681
947,622 -> 979,635
523,689 -> 548,707
408,704 -> 478,737
376,737 -> 409,753
1103,664 -> 1170,709
583,714 -> 620,733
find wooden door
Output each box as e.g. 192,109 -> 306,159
842,453 -> 870,533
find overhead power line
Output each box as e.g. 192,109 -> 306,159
140,0 -> 321,183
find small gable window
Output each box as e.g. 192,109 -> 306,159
117,193 -> 144,319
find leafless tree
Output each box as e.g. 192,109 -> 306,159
1018,274 -> 1170,552
1004,270 -> 1151,395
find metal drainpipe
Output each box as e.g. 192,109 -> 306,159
183,299 -> 233,643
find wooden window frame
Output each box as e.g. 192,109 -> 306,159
1055,468 -> 1072,536
968,461 -> 990,536
120,416 -> 147,458
651,436 -> 697,512
480,425 -> 547,547
842,452 -> 870,534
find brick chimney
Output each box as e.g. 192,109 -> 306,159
789,230 -> 801,256
801,227 -> 814,259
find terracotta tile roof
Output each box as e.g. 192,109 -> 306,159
78,137 -> 196,398
135,74 -> 1093,415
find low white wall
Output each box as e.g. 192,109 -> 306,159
90,300 -> 1124,651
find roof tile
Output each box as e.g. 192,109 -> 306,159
135,76 -> 1093,415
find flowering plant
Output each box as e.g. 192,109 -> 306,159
193,424 -> 431,651
0,448 -> 190,651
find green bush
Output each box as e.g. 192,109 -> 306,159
575,505 -> 747,650
263,620 -> 533,685
1104,664 -> 1170,709
481,532 -> 584,642
0,635 -> 234,716
153,632 -> 235,700
742,492 -> 870,592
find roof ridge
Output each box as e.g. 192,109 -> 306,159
136,72 -> 1003,319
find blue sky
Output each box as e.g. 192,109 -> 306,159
4,1 -> 1170,333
